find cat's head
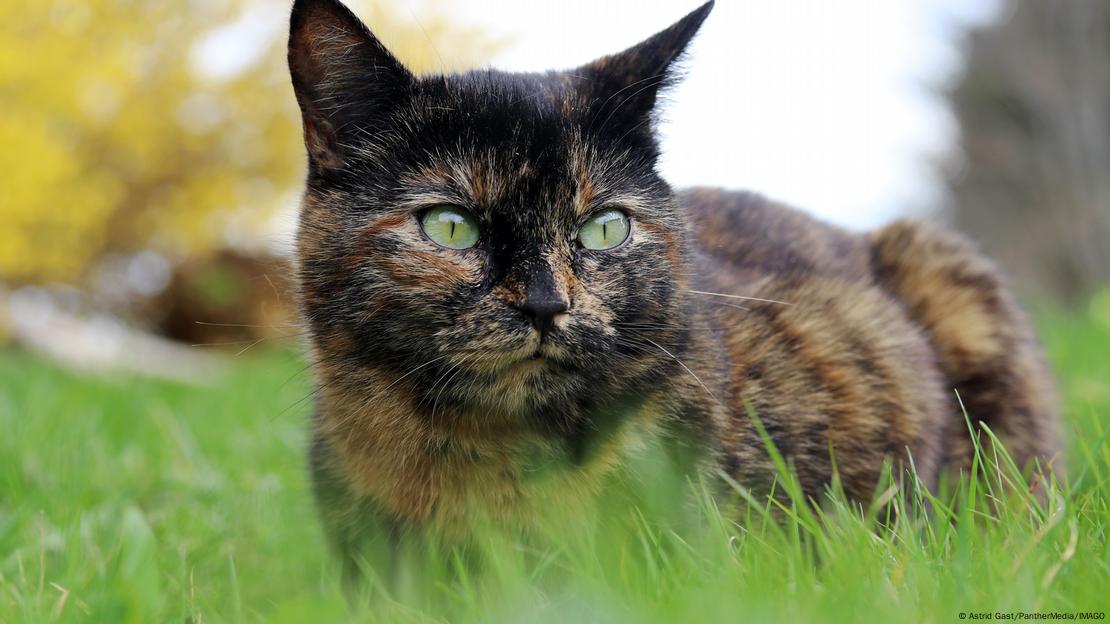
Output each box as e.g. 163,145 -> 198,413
289,0 -> 712,419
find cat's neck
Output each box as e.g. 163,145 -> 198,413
312,367 -> 675,533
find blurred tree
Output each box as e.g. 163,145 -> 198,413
0,0 -> 497,285
942,0 -> 1110,305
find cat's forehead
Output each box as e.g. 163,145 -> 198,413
389,71 -> 634,216
411,70 -> 586,148
429,69 -> 580,110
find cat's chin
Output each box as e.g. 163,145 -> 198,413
468,360 -> 581,415
482,355 -> 566,388
500,358 -> 549,380
502,350 -> 561,375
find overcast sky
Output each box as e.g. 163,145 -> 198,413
198,0 -> 1002,231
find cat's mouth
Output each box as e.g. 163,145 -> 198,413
446,327 -> 577,377
501,343 -> 569,375
504,355 -> 546,375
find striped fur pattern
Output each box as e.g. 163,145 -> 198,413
287,0 -> 1063,573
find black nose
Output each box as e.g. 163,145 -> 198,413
513,258 -> 570,335
516,297 -> 569,335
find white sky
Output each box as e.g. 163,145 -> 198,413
198,0 -> 1001,231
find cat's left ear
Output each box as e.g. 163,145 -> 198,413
576,1 -> 713,133
288,0 -> 414,174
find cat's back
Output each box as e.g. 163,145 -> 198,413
678,187 -> 871,284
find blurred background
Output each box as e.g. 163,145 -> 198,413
2,0 -> 1109,379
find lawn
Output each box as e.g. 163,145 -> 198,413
1,307 -> 1108,623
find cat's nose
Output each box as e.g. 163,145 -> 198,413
516,297 -> 570,336
512,258 -> 570,336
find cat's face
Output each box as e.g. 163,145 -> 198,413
289,0 -> 712,418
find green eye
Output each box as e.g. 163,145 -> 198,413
577,208 -> 630,250
420,206 -> 479,250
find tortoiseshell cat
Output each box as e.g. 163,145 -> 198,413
287,0 -> 1063,576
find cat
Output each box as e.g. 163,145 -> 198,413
287,0 -> 1063,578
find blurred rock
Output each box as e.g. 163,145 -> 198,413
152,251 -> 299,347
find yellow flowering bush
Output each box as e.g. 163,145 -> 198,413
0,0 -> 496,285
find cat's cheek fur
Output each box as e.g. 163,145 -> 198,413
633,218 -> 684,269
370,244 -> 483,292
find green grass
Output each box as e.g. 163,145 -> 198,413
2,307 -> 1109,623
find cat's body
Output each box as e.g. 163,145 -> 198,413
288,0 -> 1062,575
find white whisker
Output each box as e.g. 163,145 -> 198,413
685,289 -> 792,306
697,300 -> 751,312
641,336 -> 722,407
378,355 -> 450,395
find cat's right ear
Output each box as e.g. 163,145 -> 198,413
288,0 -> 414,174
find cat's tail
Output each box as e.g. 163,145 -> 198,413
868,220 -> 1065,483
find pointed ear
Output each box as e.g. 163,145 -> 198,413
576,1 -> 712,135
288,0 -> 414,173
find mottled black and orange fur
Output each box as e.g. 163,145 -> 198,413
287,0 -> 1063,577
